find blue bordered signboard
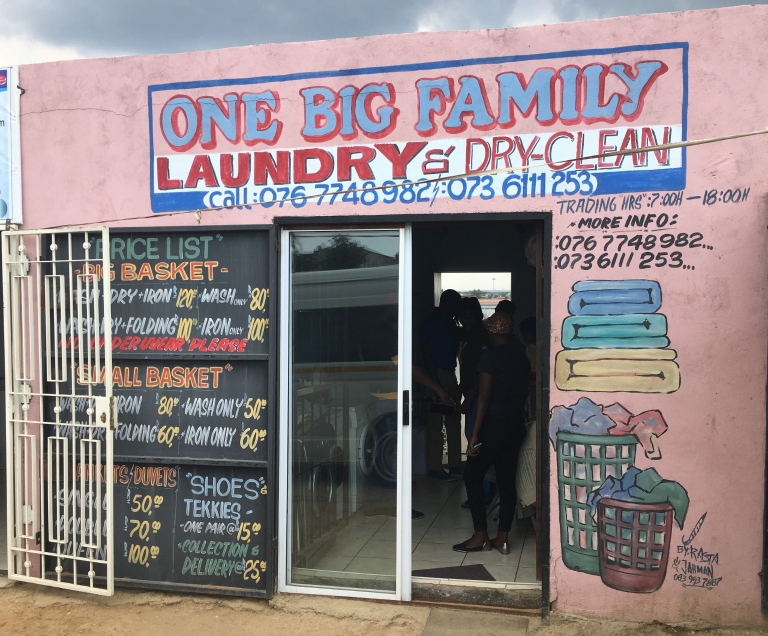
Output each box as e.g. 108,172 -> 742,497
147,43 -> 688,214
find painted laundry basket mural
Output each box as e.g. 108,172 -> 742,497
550,398 -> 689,593
551,280 -> 689,594
555,280 -> 681,393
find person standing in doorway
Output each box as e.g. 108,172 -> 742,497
453,311 -> 530,554
458,296 -> 491,509
457,297 -> 489,441
519,316 -> 538,419
495,299 -> 516,322
496,299 -> 528,354
420,289 -> 462,481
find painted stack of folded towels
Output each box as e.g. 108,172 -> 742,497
555,279 -> 680,393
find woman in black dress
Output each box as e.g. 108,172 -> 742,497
452,311 -> 530,555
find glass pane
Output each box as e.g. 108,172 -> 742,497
288,230 -> 400,593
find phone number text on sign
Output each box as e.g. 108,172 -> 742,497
554,232 -> 712,272
201,169 -> 599,210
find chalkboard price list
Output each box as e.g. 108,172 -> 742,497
114,463 -> 269,590
106,231 -> 271,356
108,360 -> 269,462
125,494 -> 165,569
116,464 -> 177,580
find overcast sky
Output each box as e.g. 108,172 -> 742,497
0,0 -> 762,66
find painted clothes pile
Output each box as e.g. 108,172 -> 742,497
554,280 -> 680,393
549,396 -> 667,459
586,466 -> 689,528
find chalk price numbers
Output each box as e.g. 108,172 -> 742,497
125,494 -> 165,568
554,232 -> 713,271
236,522 -> 267,583
247,287 -> 270,344
155,394 -> 181,448
174,286 -> 269,312
173,285 -> 270,343
152,395 -> 266,450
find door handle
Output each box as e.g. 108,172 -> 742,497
403,390 -> 410,426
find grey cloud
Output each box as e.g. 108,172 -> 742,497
411,0 -> 765,32
1,0 -> 423,56
2,0 -> 765,58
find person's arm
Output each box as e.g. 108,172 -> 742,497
412,364 -> 449,402
467,372 -> 493,456
461,382 -> 479,413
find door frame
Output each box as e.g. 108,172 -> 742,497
274,212 -> 552,616
277,225 -> 413,601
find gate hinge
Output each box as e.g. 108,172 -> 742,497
109,396 -> 117,430
21,504 -> 34,525
272,538 -> 278,553
14,250 -> 29,277
275,239 -> 280,254
95,396 -> 118,430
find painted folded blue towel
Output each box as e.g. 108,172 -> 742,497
562,313 -> 669,349
568,280 -> 662,316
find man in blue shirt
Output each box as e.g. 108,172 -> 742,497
419,289 -> 462,480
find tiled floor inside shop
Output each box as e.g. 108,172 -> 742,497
304,473 -> 538,585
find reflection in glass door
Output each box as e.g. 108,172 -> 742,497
280,229 -> 409,596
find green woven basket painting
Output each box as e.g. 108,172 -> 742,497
556,431 -> 637,575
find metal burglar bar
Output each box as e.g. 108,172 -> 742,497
3,228 -> 115,595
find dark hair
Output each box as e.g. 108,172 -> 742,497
439,289 -> 462,311
495,299 -> 516,319
520,316 -> 536,334
459,296 -> 484,323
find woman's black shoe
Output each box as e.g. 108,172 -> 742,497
452,540 -> 491,553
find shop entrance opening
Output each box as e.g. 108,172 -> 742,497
278,217 -> 548,608
409,220 -> 544,605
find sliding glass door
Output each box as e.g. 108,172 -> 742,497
279,228 -> 411,599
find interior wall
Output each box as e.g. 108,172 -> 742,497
412,220 -> 538,368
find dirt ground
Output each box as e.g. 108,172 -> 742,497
0,578 -> 766,636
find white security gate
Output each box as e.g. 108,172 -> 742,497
3,228 -> 115,594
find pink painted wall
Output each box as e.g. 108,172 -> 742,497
16,5 -> 768,624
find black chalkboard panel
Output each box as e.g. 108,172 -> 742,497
114,463 -> 268,591
40,228 -> 275,596
105,230 -> 270,357
44,359 -> 269,462
109,359 -> 268,462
